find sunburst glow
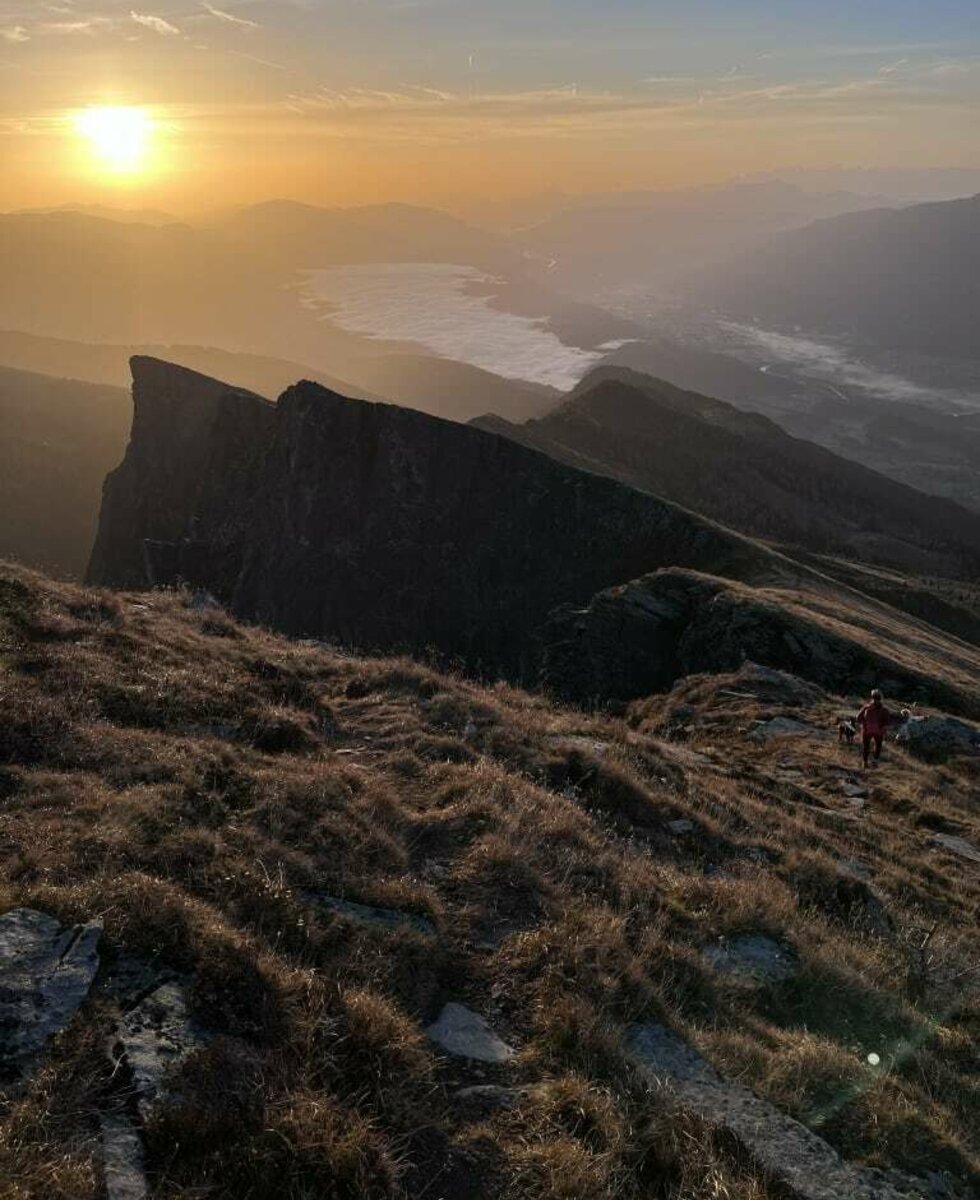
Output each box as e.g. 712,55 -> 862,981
73,106 -> 155,175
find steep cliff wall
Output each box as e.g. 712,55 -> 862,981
88,358 -> 776,676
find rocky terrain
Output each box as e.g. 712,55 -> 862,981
87,357 -> 771,677
1,561 -> 978,1199
87,359 -> 980,707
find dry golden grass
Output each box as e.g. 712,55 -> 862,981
0,560 -> 978,1198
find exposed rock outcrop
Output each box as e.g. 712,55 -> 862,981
894,715 -> 980,762
88,358 -> 773,678
0,907 -> 101,1090
541,568 -> 971,709
626,1023 -> 935,1200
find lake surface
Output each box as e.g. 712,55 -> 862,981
302,262 -> 605,391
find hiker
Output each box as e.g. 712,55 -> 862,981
856,688 -> 896,768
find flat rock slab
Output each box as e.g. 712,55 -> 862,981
840,781 -> 869,799
703,934 -> 796,984
0,907 -> 101,1089
932,834 -> 980,865
99,1111 -> 148,1200
426,1003 -> 514,1063
625,1024 -> 924,1200
305,893 -> 436,937
116,982 -> 209,1117
544,735 -> 610,757
668,819 -> 696,835
751,717 -> 818,741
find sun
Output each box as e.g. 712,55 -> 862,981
73,106 -> 155,175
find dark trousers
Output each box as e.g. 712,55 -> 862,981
862,733 -> 883,764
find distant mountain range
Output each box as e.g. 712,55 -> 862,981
695,194 -> 980,363
516,179 -> 894,291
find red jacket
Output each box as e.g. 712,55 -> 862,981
857,702 -> 894,737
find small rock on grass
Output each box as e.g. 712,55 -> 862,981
932,834 -> 980,865
703,934 -> 796,984
426,1003 -> 514,1063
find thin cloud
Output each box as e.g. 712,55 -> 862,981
1,24 -> 28,41
130,10 -> 181,35
201,3 -> 259,30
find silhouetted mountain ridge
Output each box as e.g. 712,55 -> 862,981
473,367 -> 980,584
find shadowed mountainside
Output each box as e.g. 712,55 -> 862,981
473,367 -> 980,581
87,357 -> 770,678
86,358 -> 980,717
692,194 -> 980,363
0,365 -> 131,577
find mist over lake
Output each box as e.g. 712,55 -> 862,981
302,262 -> 607,391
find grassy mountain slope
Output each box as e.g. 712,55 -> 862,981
1,561 -> 978,1198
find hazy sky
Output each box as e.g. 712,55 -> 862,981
1,0 -> 978,210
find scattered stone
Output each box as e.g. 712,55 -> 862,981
703,934 -> 796,984
626,1024 -> 924,1200
662,744 -> 713,768
895,715 -> 980,762
454,1084 -> 523,1110
668,819 -> 695,835
750,717 -> 818,742
426,1003 -> 514,1063
0,908 -> 101,1089
932,834 -> 980,865
115,982 -> 209,1117
99,1111 -> 148,1200
544,734 -> 610,757
839,781 -> 869,799
736,663 -> 825,707
304,893 -> 436,937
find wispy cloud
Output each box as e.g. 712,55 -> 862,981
1,24 -> 28,41
201,2 -> 259,30
130,10 -> 180,35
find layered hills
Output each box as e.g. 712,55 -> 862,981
694,193 -> 980,364
473,368 -> 980,581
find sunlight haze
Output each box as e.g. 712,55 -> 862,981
1,0 -> 978,210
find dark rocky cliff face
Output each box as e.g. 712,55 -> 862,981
542,568 -> 975,715
89,357 -> 778,678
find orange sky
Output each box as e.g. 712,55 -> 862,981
1,0 -> 978,212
